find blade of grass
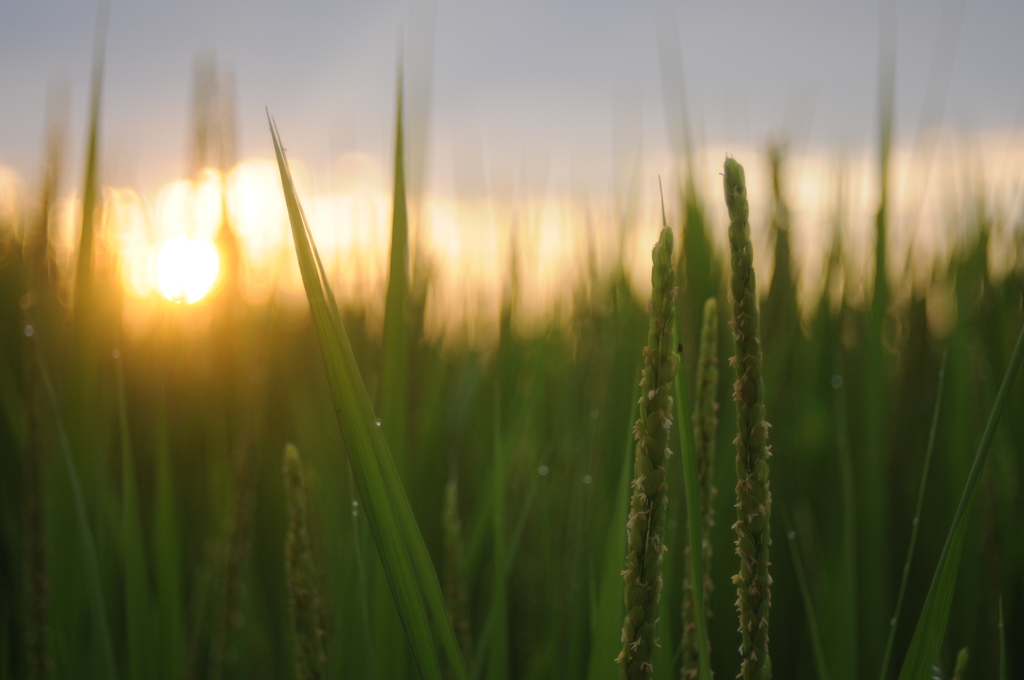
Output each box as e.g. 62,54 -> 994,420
72,1 -> 108,312
153,395 -> 185,680
349,474 -> 378,680
270,115 -> 469,680
898,324 -> 1024,680
673,317 -> 711,680
488,386 -> 509,680
668,185 -> 711,680
471,460 -> 541,680
586,367 -> 640,680
879,350 -> 948,680
33,338 -> 117,680
860,8 -> 897,670
0,341 -> 27,450
21,314 -> 50,680
831,341 -> 859,680
380,63 -> 410,473
115,348 -> 155,680
781,508 -> 830,680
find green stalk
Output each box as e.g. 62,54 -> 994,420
22,315 -> 50,680
618,226 -> 677,680
115,349 -> 155,680
723,157 -> 771,680
681,298 -> 717,680
153,397 -> 185,680
284,445 -> 328,680
441,479 -> 473,662
781,509 -> 829,680
72,1 -> 108,313
380,64 -> 410,474
898,322 -> 1024,680
588,368 -> 641,680
488,386 -> 509,680
878,350 -> 948,680
33,342 -> 117,680
861,13 -> 896,668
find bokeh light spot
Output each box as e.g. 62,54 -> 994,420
154,235 -> 220,303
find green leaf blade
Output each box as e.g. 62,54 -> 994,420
270,115 -> 470,680
898,324 -> 1024,680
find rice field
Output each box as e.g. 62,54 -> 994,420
1,10 -> 1023,680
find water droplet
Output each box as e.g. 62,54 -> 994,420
375,418 -> 381,426
538,465 -> 549,476
912,517 -> 918,526
352,510 -> 358,517
590,409 -> 599,420
352,500 -> 359,508
19,293 -> 32,310
787,531 -> 796,540
112,349 -> 120,359
831,375 -> 843,389
582,474 -> 592,484
23,325 -> 33,337
890,618 -> 896,626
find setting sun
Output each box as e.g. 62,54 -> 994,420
154,234 -> 220,303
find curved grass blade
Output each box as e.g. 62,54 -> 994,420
115,349 -> 155,680
471,465 -> 540,680
33,339 -> 117,680
380,65 -> 410,472
831,342 -> 859,680
671,251 -> 712,680
269,115 -> 469,680
153,397 -> 185,680
879,350 -> 947,680
673,318 -> 711,680
781,508 -> 829,680
73,1 -> 109,311
488,387 -> 509,680
586,367 -> 640,680
898,324 -> 1024,680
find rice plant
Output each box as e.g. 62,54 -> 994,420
0,17 -> 1023,680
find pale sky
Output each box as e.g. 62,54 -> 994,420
1,0 -> 1023,198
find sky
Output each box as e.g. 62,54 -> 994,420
1,0 -> 1023,199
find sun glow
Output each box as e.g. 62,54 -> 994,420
154,235 -> 220,303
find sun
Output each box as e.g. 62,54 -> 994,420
154,235 -> 220,303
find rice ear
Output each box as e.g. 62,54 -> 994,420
618,226 -> 677,680
724,157 -> 772,680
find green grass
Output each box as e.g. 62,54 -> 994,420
0,33 -> 1022,680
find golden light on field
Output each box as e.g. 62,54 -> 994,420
3,131 -> 1024,343
154,234 -> 220,303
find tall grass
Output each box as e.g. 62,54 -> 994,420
1,32 -> 1023,680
